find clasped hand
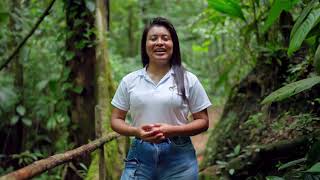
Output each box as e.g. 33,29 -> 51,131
135,123 -> 172,144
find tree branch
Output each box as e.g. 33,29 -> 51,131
0,0 -> 57,71
0,132 -> 120,180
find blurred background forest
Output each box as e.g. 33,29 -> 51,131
0,0 -> 320,179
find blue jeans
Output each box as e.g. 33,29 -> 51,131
121,136 -> 198,180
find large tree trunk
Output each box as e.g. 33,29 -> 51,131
85,0 -> 124,179
65,0 -> 96,178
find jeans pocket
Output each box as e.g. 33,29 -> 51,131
121,158 -> 139,180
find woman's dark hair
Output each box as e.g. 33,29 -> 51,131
141,17 -> 187,101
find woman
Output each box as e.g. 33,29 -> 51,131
111,17 -> 211,180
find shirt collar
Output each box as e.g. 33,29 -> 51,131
139,65 -> 175,77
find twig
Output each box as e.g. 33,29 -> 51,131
0,0 -> 57,71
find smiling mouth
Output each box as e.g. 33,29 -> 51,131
154,48 -> 167,55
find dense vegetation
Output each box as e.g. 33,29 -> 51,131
0,0 -> 319,179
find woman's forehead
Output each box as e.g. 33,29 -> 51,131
147,26 -> 171,36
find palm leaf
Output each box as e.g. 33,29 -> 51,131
261,76 -> 320,104
288,6 -> 320,56
207,0 -> 245,21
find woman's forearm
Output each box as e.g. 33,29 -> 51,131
111,118 -> 138,137
169,118 -> 209,137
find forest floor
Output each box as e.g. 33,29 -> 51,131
191,107 -> 222,163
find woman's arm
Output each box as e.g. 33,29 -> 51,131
111,107 -> 165,142
156,108 -> 209,137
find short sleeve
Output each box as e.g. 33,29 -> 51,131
111,79 -> 130,111
188,78 -> 212,113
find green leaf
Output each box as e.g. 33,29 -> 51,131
72,86 -> 83,94
22,118 -> 32,127
234,144 -> 241,155
85,0 -> 95,13
47,116 -> 57,130
229,168 -> 235,175
207,0 -> 245,21
261,76 -> 320,104
278,158 -> 306,170
305,162 -> 320,173
266,176 -> 285,180
10,115 -> 19,125
291,1 -> 318,38
261,0 -> 300,33
36,80 -> 49,91
0,11 -> 9,25
288,6 -> 320,56
314,44 -> 320,75
16,105 -> 26,116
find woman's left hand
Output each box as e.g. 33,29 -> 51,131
153,123 -> 176,138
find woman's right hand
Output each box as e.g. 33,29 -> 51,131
135,124 -> 165,143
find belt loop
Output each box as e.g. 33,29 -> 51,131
167,138 -> 172,144
139,139 -> 143,143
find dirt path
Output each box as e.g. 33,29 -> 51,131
191,107 -> 222,163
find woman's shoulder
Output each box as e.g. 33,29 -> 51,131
184,71 -> 200,86
121,68 -> 144,83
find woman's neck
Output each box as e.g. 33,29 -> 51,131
147,63 -> 171,77
146,63 -> 171,84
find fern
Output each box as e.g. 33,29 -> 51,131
261,76 -> 320,104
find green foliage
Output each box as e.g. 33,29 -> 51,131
207,0 -> 245,20
261,76 -> 320,104
226,144 -> 241,158
244,112 -> 264,129
314,44 -> 320,75
278,158 -> 306,170
12,150 -> 44,166
305,163 -> 320,173
289,113 -> 320,131
0,73 -> 18,118
261,0 -> 300,33
0,0 -> 9,26
288,3 -> 320,56
290,0 -> 318,39
266,176 -> 285,180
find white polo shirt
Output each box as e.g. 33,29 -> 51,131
111,67 -> 212,127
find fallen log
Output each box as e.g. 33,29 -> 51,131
0,132 -> 120,180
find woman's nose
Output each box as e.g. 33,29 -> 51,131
155,38 -> 164,45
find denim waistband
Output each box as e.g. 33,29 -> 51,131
135,136 -> 191,144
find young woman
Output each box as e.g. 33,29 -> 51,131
111,17 -> 211,180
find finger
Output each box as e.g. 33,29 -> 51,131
153,123 -> 162,127
140,129 -> 160,138
144,132 -> 164,142
141,124 -> 156,131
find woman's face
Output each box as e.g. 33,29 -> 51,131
146,26 -> 173,66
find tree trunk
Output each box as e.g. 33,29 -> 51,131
85,0 -> 124,179
65,0 -> 96,178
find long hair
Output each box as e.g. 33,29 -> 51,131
141,17 -> 187,101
